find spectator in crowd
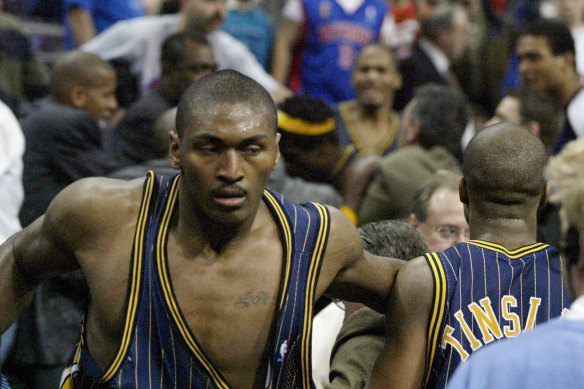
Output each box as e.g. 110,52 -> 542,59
64,0 -> 146,50
0,100 -> 24,370
0,2 -> 49,116
358,84 -> 468,225
222,0 -> 273,70
272,0 -> 393,105
82,0 -> 290,106
4,51 -> 120,389
368,122 -> 571,389
517,18 -> 584,152
448,136 -> 584,389
327,220 -> 430,389
114,31 -> 216,165
277,95 -> 380,224
335,44 -> 402,156
394,3 -> 470,110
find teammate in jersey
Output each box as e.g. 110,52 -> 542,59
368,121 -> 572,389
0,70 -> 403,389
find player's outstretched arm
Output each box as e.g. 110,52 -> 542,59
367,257 -> 434,389
0,177 -> 126,333
318,206 -> 405,313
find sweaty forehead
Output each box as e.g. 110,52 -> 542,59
182,101 -> 277,136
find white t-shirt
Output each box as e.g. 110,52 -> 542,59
82,14 -> 279,95
0,101 -> 24,244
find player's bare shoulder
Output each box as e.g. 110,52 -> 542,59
45,176 -> 146,257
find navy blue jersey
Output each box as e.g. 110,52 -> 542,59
297,0 -> 387,104
424,240 -> 571,388
60,172 -> 331,388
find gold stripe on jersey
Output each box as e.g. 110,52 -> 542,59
263,190 -> 293,310
468,240 -> 548,259
101,171 -> 155,382
156,178 -> 230,389
301,203 -> 330,389
423,252 -> 447,387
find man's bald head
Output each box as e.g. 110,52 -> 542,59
463,122 -> 547,211
50,51 -> 115,104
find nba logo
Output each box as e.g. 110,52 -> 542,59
320,1 -> 331,19
276,340 -> 290,363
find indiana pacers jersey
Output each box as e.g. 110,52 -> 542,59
295,0 -> 387,104
60,172 -> 331,388
424,240 -> 571,389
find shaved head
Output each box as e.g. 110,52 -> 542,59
50,51 -> 115,104
463,122 -> 547,214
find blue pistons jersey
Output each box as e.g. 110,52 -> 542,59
297,0 -> 387,104
424,240 -> 571,388
60,172 -> 331,388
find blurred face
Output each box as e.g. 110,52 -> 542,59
167,42 -> 217,100
414,187 -> 469,252
397,98 -> 417,147
171,102 -> 280,226
181,0 -> 227,34
443,8 -> 470,60
78,69 -> 118,121
483,96 -> 522,128
353,46 -> 402,108
517,35 -> 564,94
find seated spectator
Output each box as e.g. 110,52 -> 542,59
358,84 -> 469,225
336,44 -> 402,156
82,0 -> 289,106
222,0 -> 273,70
4,51 -> 120,389
64,0 -> 146,50
0,5 -> 49,116
114,31 -> 216,165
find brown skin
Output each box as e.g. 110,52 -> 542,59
0,100 -> 402,388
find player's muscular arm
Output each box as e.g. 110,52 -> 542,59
368,257 -> 434,389
0,180 -> 92,332
318,207 -> 405,313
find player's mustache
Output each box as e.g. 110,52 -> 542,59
211,185 -> 247,197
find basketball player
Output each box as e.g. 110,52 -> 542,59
0,70 -> 403,389
368,122 -> 572,389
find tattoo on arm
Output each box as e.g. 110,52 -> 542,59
234,289 -> 270,308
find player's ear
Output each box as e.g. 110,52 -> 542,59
273,132 -> 281,171
408,213 -> 419,228
459,177 -> 468,205
169,131 -> 181,169
70,85 -> 86,108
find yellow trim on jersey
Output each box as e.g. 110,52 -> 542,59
423,252 -> 448,388
101,171 -> 155,382
156,178 -> 231,389
338,102 -> 400,154
263,190 -> 294,310
468,240 -> 548,259
301,203 -> 330,389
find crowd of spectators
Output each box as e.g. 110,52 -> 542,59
0,0 -> 583,388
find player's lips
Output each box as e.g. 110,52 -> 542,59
212,186 -> 247,207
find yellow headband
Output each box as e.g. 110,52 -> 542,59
277,110 -> 335,136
